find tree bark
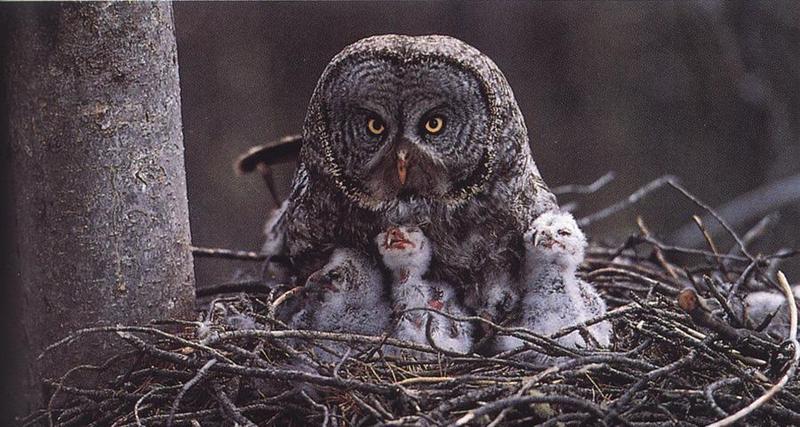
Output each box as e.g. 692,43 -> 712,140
6,2 -> 195,411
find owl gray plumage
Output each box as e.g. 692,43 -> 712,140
264,35 -> 558,312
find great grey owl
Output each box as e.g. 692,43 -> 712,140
249,34 -> 558,314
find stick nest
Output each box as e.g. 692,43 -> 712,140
25,180 -> 800,426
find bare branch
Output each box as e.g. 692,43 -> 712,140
552,171 -> 616,196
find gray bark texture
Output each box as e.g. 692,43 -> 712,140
6,2 -> 195,410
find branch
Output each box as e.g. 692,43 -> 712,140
552,171 -> 616,196
578,175 -> 678,227
671,174 -> 800,248
190,245 -> 267,262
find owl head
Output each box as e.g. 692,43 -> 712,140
524,211 -> 587,268
303,35 -> 527,210
375,225 -> 432,274
303,248 -> 376,301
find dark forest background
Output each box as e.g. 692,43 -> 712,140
169,1 -> 800,288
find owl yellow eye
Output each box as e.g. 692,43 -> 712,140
424,116 -> 445,134
367,118 -> 385,136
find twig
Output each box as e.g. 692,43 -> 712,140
603,349 -> 699,424
578,175 -> 678,226
703,275 -> 743,328
134,385 -> 179,427
734,213 -> 780,255
667,180 -> 755,262
727,260 -> 759,305
300,391 -> 331,427
116,330 -> 399,395
636,216 -> 679,279
167,359 -> 217,427
704,377 -> 742,417
671,174 -> 800,248
628,234 -> 752,262
190,245 -> 267,261
196,280 -> 268,298
270,286 -> 303,314
211,380 -> 257,427
707,271 -> 800,427
692,215 -> 730,278
552,171 -> 616,196
41,325 -> 233,363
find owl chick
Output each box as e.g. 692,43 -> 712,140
289,248 -> 391,362
376,226 -> 474,356
494,211 -> 611,361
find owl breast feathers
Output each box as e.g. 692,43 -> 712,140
265,34 -> 558,302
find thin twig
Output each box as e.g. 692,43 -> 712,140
692,215 -> 730,278
666,180 -> 755,261
636,216 -> 679,279
211,380 -> 257,427
578,175 -> 678,226
552,171 -> 616,196
190,245 -> 267,261
167,359 -> 217,427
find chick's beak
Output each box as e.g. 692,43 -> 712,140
396,149 -> 408,185
532,230 -> 542,247
384,227 -> 414,249
306,271 -> 337,293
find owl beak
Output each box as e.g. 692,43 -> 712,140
533,231 -> 542,247
385,227 -> 414,249
396,149 -> 408,185
306,271 -> 337,293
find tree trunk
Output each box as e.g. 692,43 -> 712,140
6,2 -> 195,411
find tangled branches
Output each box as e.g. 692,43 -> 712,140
25,177 -> 800,426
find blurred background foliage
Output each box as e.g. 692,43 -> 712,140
172,1 -> 800,288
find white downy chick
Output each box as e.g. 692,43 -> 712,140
376,226 -> 474,356
289,248 -> 390,362
495,211 -> 612,361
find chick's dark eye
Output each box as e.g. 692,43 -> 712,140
557,229 -> 571,236
423,116 -> 445,134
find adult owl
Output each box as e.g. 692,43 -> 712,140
244,35 -> 557,308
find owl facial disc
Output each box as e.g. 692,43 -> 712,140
305,35 -> 509,210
